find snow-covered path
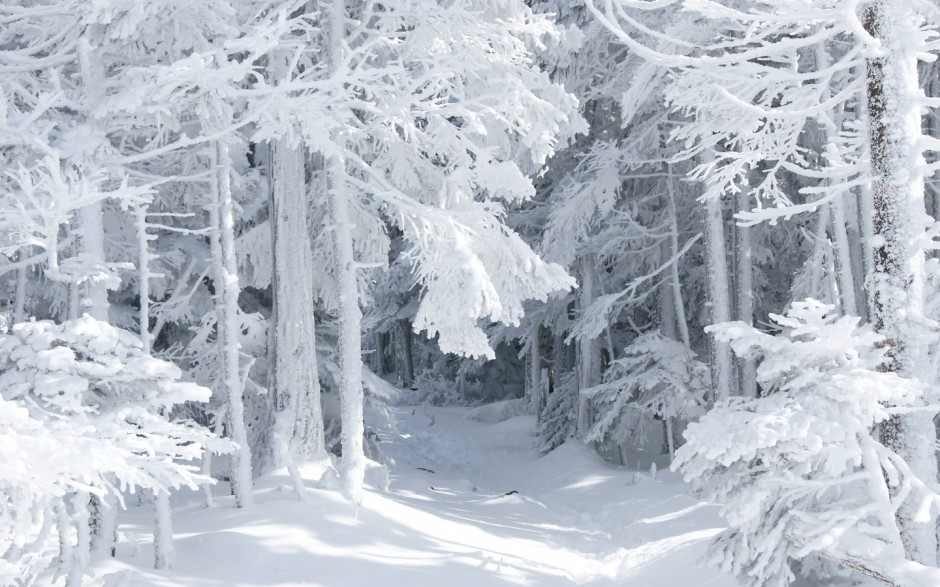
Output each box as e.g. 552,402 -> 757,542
74,405 -> 736,586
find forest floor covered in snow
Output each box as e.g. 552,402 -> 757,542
61,404 -> 739,586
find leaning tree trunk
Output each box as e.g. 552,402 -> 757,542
864,0 -> 938,565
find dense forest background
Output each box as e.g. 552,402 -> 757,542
4,0 -> 940,586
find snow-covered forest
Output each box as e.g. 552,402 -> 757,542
5,0 -> 940,585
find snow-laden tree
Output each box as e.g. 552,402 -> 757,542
0,316 -> 221,586
581,331 -> 707,461
675,300 -> 940,586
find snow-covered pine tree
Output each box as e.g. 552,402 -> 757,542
675,300 -> 940,586
581,331 -> 707,461
0,317 -> 222,585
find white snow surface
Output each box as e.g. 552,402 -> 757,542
62,406 -> 736,586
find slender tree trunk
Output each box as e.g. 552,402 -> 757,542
576,256 -> 600,436
13,258 -> 27,323
527,329 -> 543,417
152,490 -> 173,571
136,203 -> 176,569
864,1 -> 938,564
845,187 -> 869,321
666,169 -> 691,348
552,331 -> 567,394
324,0 -> 367,504
78,203 -> 109,319
829,195 -> 858,316
659,244 -> 677,341
734,190 -> 757,397
65,493 -> 90,587
809,204 -> 831,303
374,331 -> 386,376
329,148 -> 366,503
80,179 -> 116,563
55,498 -> 71,582
394,319 -> 415,388
77,38 -> 109,321
136,205 -> 153,354
85,203 -> 119,556
210,142 -> 254,508
703,190 -> 733,402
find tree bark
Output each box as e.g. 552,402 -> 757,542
864,0 -> 938,565
703,189 -> 733,402
329,148 -> 366,503
268,142 -> 325,502
394,319 -> 415,388
734,190 -> 757,397
666,168 -> 691,348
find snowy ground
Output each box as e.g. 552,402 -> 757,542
59,404 -> 738,586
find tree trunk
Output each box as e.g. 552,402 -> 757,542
703,190 -> 733,402
210,142 -> 254,508
659,243 -> 677,341
65,493 -> 90,587
864,1 -> 938,565
374,331 -> 386,376
13,258 -> 27,324
269,138 -> 327,499
734,190 -> 757,397
809,204 -> 831,303
136,203 -> 175,569
394,319 -> 415,388
527,329 -> 543,417
323,0 -> 367,504
329,149 -> 366,503
577,255 -> 600,436
829,195 -> 859,317
666,169 -> 691,348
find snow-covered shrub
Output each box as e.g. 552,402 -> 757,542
539,370 -> 579,451
674,300 -> 937,587
409,371 -> 464,406
580,332 -> 707,457
0,317 -> 219,585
